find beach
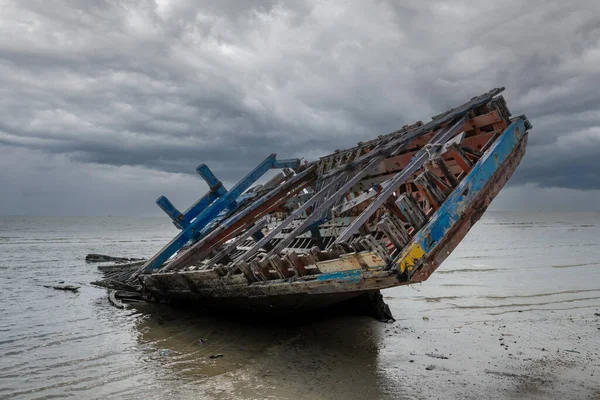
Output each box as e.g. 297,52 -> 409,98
1,212 -> 599,399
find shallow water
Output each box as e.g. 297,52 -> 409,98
1,213 -> 599,399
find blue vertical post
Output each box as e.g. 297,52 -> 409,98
156,196 -> 187,229
196,164 -> 227,195
141,154 -> 279,272
177,165 -> 228,226
156,165 -> 227,228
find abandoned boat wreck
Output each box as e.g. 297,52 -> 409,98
93,87 -> 531,312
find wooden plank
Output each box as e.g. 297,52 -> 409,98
414,170 -> 447,210
358,251 -> 386,269
269,255 -> 293,278
237,261 -> 256,282
332,115 -> 468,245
378,214 -> 409,252
468,111 -> 502,129
286,252 -> 308,276
396,194 -> 427,230
447,143 -> 473,173
431,157 -> 459,187
316,255 -> 362,273
203,217 -> 268,269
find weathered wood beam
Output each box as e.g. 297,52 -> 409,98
286,252 -> 308,276
396,194 -> 427,230
377,214 -> 409,253
424,161 -> 453,194
321,88 -> 504,180
203,217 -> 268,269
273,158 -> 301,169
414,170 -> 448,210
161,166 -> 317,271
431,157 -> 459,187
332,115 -> 468,245
196,164 -> 227,194
261,154 -> 393,259
157,165 -> 227,229
468,110 -> 502,130
447,143 -> 473,173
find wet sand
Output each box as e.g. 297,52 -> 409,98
123,300 -> 600,400
2,213 -> 600,399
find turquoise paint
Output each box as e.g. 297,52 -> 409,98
310,117 -> 528,286
314,269 -> 362,283
412,118 -> 527,254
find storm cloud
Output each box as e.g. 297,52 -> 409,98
1,0 -> 599,215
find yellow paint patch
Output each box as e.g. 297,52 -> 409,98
397,244 -> 426,274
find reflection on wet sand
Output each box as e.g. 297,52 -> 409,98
133,303 -> 387,399
3,214 -> 600,399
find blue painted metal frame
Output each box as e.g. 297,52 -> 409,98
143,153 -> 300,272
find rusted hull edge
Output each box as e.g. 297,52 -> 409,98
141,127 -> 528,307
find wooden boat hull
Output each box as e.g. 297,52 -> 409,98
139,119 -> 528,310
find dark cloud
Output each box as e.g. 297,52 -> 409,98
1,0 -> 599,215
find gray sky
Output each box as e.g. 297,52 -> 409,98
1,0 -> 599,216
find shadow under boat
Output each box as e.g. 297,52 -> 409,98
131,301 -> 388,398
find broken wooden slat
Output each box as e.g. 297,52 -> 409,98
269,255 -> 292,279
257,257 -> 274,280
285,252 -> 308,276
431,157 -> 459,187
237,260 -> 257,282
378,218 -> 405,253
362,235 -> 391,264
414,170 -> 448,210
424,163 -> 453,195
468,110 -> 502,129
386,212 -> 412,243
204,217 -> 269,269
447,143 -> 473,174
396,194 -> 428,231
332,115 -> 468,245
250,260 -> 268,281
377,213 -> 411,253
